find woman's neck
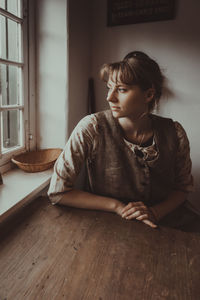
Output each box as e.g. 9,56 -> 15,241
118,114 -> 153,144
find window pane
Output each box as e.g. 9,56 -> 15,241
8,65 -> 22,105
0,64 -> 7,104
0,64 -> 22,105
8,19 -> 21,62
0,15 -> 6,59
0,16 -> 21,62
2,109 -> 21,149
1,0 -> 22,18
0,0 -> 5,9
7,0 -> 19,16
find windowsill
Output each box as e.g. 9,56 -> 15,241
0,168 -> 53,222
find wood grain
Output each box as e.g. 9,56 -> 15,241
0,197 -> 200,300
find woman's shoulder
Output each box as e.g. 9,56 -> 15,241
92,109 -> 111,119
173,121 -> 189,145
79,110 -> 111,129
75,113 -> 99,133
78,109 -> 109,123
152,114 -> 189,145
151,114 -> 186,132
73,110 -> 110,140
150,113 -> 174,123
150,114 -> 190,146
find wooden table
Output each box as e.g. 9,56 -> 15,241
0,197 -> 200,300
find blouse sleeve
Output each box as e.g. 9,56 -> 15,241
173,121 -> 194,193
47,114 -> 98,205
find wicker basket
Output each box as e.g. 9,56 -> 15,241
11,148 -> 62,173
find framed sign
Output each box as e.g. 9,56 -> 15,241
107,0 -> 176,27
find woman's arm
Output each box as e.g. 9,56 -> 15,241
48,115 -> 98,205
58,189 -> 125,215
120,191 -> 186,227
48,115 -> 125,216
150,122 -> 194,221
149,190 -> 187,221
58,189 -> 158,228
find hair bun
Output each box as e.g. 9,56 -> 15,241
124,51 -> 150,60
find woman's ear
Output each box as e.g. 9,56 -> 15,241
145,88 -> 155,103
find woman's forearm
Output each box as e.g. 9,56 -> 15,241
150,190 -> 187,221
57,189 -> 125,215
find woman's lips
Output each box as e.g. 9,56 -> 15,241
111,106 -> 120,110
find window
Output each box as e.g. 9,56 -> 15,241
0,0 -> 33,171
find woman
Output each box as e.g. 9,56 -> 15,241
48,51 -> 197,230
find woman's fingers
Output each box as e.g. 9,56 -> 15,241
142,219 -> 158,228
123,210 -> 141,219
136,214 -> 148,221
123,211 -> 157,228
120,202 -> 158,228
121,202 -> 146,215
136,214 -> 157,227
121,201 -> 144,211
122,207 -> 146,218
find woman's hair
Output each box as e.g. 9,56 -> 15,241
100,51 -> 164,112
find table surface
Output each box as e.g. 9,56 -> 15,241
0,197 -> 200,300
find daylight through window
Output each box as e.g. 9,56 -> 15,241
0,0 -> 27,163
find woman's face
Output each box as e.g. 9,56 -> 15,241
106,76 -> 152,120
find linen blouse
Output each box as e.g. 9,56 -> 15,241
48,113 -> 194,204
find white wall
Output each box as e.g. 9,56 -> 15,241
36,0 -> 91,147
36,0 -> 68,149
68,0 -> 92,134
91,0 -> 200,210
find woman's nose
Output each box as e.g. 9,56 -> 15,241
107,89 -> 118,103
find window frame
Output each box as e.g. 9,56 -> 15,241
0,0 -> 36,173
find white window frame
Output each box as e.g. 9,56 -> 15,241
0,0 -> 36,173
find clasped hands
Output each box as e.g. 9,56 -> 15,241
116,201 -> 158,228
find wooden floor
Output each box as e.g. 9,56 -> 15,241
0,197 -> 200,300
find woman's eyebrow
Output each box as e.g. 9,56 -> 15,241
107,81 -> 129,87
115,83 -> 128,87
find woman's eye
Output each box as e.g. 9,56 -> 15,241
118,88 -> 127,93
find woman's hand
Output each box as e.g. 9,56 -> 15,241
121,201 -> 158,228
114,201 -> 126,216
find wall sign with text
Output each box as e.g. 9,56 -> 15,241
107,0 -> 176,26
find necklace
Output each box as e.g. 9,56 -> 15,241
138,132 -> 145,147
